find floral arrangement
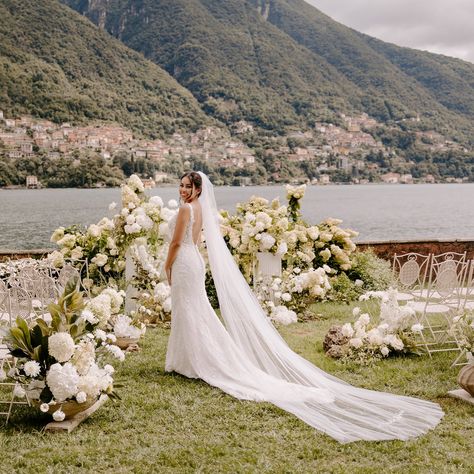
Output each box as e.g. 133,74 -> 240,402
2,281 -> 126,421
48,174 -> 392,324
50,175 -> 176,321
450,310 -> 474,363
286,184 -> 306,222
219,185 -> 359,317
324,289 -> 422,363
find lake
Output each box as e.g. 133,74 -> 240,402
1,183 -> 474,250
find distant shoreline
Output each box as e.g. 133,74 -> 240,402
1,181 -> 473,191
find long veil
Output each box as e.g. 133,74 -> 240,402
197,172 -> 443,443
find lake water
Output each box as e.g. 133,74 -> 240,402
1,184 -> 474,250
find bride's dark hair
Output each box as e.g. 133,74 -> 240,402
180,171 -> 202,197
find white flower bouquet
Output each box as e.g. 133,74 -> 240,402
324,289 -> 421,364
450,310 -> 474,362
3,281 -> 125,421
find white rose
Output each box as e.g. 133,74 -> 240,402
349,337 -> 363,349
341,323 -> 354,338
411,324 -> 424,333
91,253 -> 108,267
87,224 -> 101,238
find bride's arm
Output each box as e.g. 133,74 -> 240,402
164,205 -> 190,284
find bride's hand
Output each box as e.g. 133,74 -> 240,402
165,266 -> 172,285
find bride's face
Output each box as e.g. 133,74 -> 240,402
179,176 -> 195,203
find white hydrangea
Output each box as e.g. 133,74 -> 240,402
163,297 -> 172,313
105,344 -> 125,361
128,174 -> 145,193
411,323 -> 424,333
77,363 -> 113,399
85,293 -> 113,328
101,288 -> 124,314
48,332 -> 76,363
380,346 -> 390,357
367,328 -> 384,346
87,224 -> 102,238
124,222 -> 142,234
358,313 -> 371,326
135,210 -> 154,230
276,242 -> 288,256
91,253 -> 108,267
50,227 -> 65,243
349,337 -> 363,349
70,246 -> 84,260
48,250 -> 65,268
46,363 -> 80,402
114,315 -> 142,339
260,233 -> 276,250
341,323 -> 354,338
319,248 -> 331,262
72,341 -> 96,376
57,234 -> 76,249
270,305 -> 297,325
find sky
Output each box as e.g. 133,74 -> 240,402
305,0 -> 474,64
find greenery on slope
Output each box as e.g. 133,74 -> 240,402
62,0 -> 363,132
260,0 -> 474,145
1,302 -> 472,473
0,0 -> 210,138
63,0 -> 474,146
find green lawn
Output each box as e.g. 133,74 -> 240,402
1,302 -> 473,473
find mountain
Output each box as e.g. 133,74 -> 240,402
62,0 -> 474,144
0,0 -> 210,138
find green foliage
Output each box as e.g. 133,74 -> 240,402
0,153 -> 125,187
326,272 -> 361,304
1,315 -> 469,472
349,249 -> 394,292
0,0 -> 210,138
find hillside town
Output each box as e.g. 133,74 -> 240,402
0,110 -> 470,187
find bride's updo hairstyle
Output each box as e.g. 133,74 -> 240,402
180,171 -> 202,200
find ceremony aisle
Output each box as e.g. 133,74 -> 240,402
0,302 -> 472,473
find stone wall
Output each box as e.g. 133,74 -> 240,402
356,239 -> 474,262
1,239 -> 474,263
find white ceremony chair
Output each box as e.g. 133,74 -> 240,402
57,264 -> 81,294
0,360 -> 30,424
0,319 -> 30,424
392,252 -> 431,301
7,286 -> 35,326
411,252 -> 468,357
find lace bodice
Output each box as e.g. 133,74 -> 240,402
168,203 -> 195,245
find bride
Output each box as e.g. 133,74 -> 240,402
163,171 -> 443,443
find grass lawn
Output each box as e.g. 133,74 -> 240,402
1,301 -> 473,473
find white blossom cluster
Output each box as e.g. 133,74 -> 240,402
326,289 -> 422,361
450,310 -> 474,358
113,315 -> 143,339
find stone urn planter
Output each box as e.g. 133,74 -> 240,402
32,397 -> 98,420
458,364 -> 474,397
114,336 -> 140,350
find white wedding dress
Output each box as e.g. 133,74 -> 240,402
165,174 -> 443,443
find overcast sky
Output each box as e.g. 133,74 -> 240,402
305,0 -> 474,64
